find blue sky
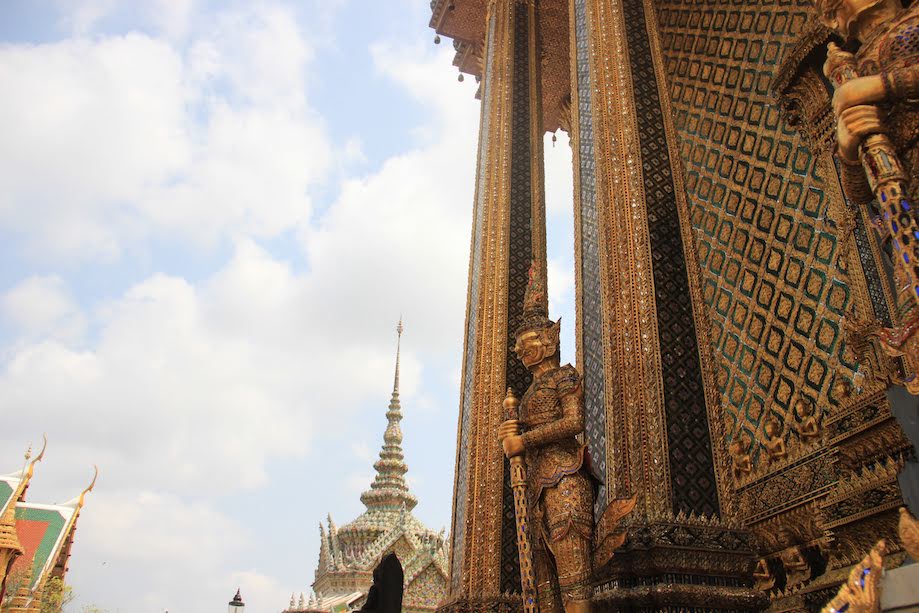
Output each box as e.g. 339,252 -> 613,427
0,2 -> 575,611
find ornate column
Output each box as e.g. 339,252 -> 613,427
439,0 -> 548,609
569,0 -> 761,608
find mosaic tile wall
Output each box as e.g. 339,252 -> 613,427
654,0 -> 858,466
572,0 -> 609,514
499,3 -> 534,595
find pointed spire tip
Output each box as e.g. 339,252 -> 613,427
393,317 -> 403,395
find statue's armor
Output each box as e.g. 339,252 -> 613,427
519,363 -> 596,610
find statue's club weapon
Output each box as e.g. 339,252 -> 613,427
501,387 -> 539,613
825,43 -> 919,307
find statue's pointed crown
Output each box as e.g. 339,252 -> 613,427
517,261 -> 553,335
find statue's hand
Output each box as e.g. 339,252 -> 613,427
837,104 -> 885,162
502,434 -> 525,458
833,75 -> 886,116
498,419 -> 521,441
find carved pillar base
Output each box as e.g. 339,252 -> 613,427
437,593 -> 523,613
593,517 -> 765,612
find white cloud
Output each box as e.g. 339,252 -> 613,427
0,34 -> 189,258
0,5 -> 483,612
71,490 -> 251,611
2,276 -> 85,343
0,5 -> 329,260
58,0 -> 117,35
1,241 -> 424,497
547,257 -> 574,317
146,0 -> 196,40
0,237 -> 449,610
346,471 -> 375,496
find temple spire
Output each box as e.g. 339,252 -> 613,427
359,319 -> 418,512
393,317 -> 403,395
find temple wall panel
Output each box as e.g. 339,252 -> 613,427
652,2 -> 913,600
654,0 -> 863,465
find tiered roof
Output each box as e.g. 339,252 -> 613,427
0,440 -> 95,612
286,321 -> 448,612
357,318 -> 418,513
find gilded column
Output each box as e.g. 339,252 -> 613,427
443,0 -> 548,609
569,0 -> 761,608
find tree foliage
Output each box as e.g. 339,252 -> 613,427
2,567 -> 27,606
40,576 -> 74,613
1,571 -> 74,613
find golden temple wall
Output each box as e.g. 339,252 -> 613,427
652,0 -> 913,605
653,0 -> 888,470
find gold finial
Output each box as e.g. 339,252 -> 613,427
22,435 -> 47,469
503,388 -> 520,420
393,317 -> 404,395
17,434 -> 47,499
31,435 -> 47,466
71,465 -> 98,510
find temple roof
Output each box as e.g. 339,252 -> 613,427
0,473 -> 23,520
0,437 -> 47,516
428,0 -> 571,133
11,503 -> 78,591
0,439 -> 47,558
306,321 -> 448,611
7,464 -> 95,596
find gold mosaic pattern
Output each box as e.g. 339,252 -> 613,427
654,0 -> 875,466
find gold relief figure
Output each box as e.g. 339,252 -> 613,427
815,0 -> 919,370
834,377 -> 853,402
499,264 -> 632,613
795,397 -> 822,443
763,418 -> 788,462
753,559 -> 775,591
730,437 -> 753,478
780,546 -> 812,587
